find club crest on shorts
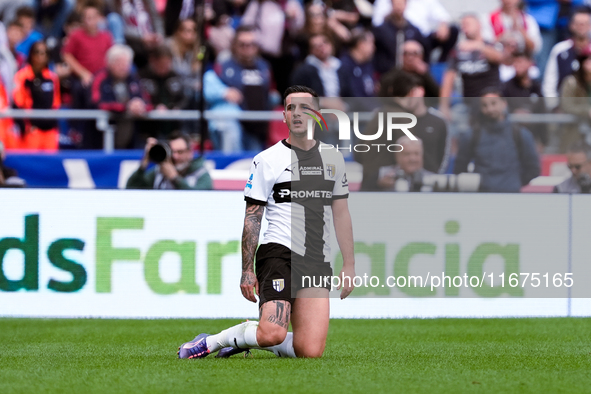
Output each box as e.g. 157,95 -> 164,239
272,279 -> 285,292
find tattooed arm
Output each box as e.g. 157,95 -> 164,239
240,202 -> 264,302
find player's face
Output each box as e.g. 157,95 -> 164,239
283,93 -> 317,138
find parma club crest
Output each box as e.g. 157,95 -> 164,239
326,164 -> 336,179
272,279 -> 285,292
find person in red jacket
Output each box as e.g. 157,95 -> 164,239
0,80 -> 17,150
13,40 -> 61,151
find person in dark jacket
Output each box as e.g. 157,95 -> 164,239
502,51 -> 547,147
454,89 -> 540,192
126,132 -> 212,190
372,0 -> 427,74
89,44 -> 151,149
139,45 -> 187,140
338,28 -> 375,98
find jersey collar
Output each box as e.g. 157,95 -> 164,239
282,139 -> 320,152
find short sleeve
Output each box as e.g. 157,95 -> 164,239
244,157 -> 275,205
332,153 -> 349,200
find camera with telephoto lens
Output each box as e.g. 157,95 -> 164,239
148,141 -> 172,164
577,173 -> 591,194
393,168 -> 424,192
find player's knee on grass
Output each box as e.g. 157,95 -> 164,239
294,341 -> 325,358
256,321 -> 288,347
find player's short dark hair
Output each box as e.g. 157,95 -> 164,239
380,70 -> 420,97
567,141 -> 591,160
168,132 -> 192,150
283,85 -> 319,104
16,6 -> 35,20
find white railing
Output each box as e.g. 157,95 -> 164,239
0,109 -> 577,153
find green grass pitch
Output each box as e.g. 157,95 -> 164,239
0,318 -> 589,393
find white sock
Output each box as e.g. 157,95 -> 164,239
205,321 -> 259,353
262,332 -> 296,358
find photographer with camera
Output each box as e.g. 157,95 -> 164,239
126,133 -> 212,190
554,142 -> 591,194
377,136 -> 434,192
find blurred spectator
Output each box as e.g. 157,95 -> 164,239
34,0 -> 75,40
0,141 -> 26,187
126,133 -> 212,190
503,51 -> 543,100
502,51 -> 547,147
164,0 -> 199,36
454,89 -> 540,192
543,8 -> 591,98
207,7 -> 236,60
360,71 -> 448,190
373,0 -> 427,74
15,6 -> 44,58
90,44 -> 151,149
139,45 -> 187,139
241,0 -> 304,95
524,0 -> 560,76
168,19 -> 200,92
482,0 -> 542,56
338,28 -> 375,98
6,20 -> 26,71
0,22 -> 18,99
0,79 -> 16,149
108,0 -> 164,69
204,26 -> 275,152
0,0 -> 31,25
372,0 -> 457,63
295,2 -> 349,62
62,1 -> 112,88
441,14 -> 504,99
559,50 -> 591,153
291,33 -> 342,97
210,0 -> 249,32
377,136 -> 434,191
382,40 -> 440,97
13,40 -> 61,151
553,142 -> 591,193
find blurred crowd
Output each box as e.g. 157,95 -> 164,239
0,0 -> 591,191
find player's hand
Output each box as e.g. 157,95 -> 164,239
338,264 -> 355,299
240,270 -> 259,303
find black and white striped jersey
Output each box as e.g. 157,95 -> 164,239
244,139 -> 349,262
